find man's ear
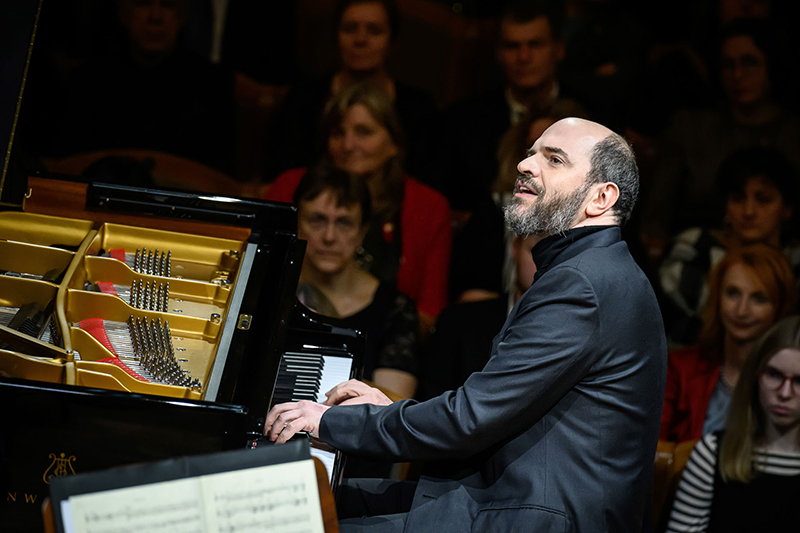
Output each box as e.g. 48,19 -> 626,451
585,182 -> 620,218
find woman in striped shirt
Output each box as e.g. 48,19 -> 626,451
666,316 -> 800,532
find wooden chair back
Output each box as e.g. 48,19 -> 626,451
42,149 -> 244,196
653,439 -> 698,529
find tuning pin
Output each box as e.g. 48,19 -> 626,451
141,281 -> 149,311
166,251 -> 172,278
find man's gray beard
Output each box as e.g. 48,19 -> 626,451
504,182 -> 591,237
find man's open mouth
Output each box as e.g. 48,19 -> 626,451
515,180 -> 539,196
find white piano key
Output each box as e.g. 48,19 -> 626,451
316,355 -> 353,403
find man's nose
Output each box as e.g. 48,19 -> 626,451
517,154 -> 540,177
518,44 -> 533,63
354,26 -> 369,44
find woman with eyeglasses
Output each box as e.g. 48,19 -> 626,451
293,165 -> 419,400
665,315 -> 800,532
660,244 -> 796,443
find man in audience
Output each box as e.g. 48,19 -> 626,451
266,117 -> 667,532
433,0 -> 573,212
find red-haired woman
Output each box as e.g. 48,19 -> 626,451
660,244 -> 796,442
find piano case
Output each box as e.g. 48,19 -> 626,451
0,179 -> 362,532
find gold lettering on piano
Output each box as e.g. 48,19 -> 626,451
43,452 -> 76,484
5,492 -> 40,504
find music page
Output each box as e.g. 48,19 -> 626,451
64,460 -> 324,533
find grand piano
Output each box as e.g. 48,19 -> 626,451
0,5 -> 362,531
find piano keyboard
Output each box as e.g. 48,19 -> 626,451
270,351 -> 354,487
272,352 -> 353,404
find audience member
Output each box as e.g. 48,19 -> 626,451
265,0 -> 436,181
417,234 -> 537,402
438,1 -> 586,301
52,0 -> 236,174
265,81 -> 451,337
641,19 -> 800,251
659,148 -> 799,346
660,244 -> 796,443
294,165 -> 419,399
665,314 -> 800,532
433,0 -> 581,213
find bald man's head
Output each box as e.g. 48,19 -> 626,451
508,118 -> 639,237
544,118 -> 639,226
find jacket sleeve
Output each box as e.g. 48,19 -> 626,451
319,266 -> 600,461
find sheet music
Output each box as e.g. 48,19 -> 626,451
64,460 -> 324,533
202,460 -> 323,532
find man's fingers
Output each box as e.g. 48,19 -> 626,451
273,418 -> 299,444
324,379 -> 371,406
265,401 -> 329,443
264,402 -> 295,435
339,389 -> 393,406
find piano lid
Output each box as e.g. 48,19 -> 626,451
0,0 -> 42,205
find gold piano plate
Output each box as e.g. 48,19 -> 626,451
0,209 -> 253,400
0,241 -> 74,282
0,212 -> 93,248
0,350 -> 66,383
87,223 -> 243,284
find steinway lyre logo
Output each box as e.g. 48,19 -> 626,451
43,453 -> 76,484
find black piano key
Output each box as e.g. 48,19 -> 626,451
271,353 -> 331,406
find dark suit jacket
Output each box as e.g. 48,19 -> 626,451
320,226 -> 667,532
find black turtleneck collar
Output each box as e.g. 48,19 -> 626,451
531,225 -> 620,283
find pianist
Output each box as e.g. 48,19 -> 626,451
265,118 -> 667,532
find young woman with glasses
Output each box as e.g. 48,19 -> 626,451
665,315 -> 800,531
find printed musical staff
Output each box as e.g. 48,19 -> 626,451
65,460 -> 324,533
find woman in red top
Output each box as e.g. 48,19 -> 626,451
660,244 -> 796,442
265,81 -> 451,336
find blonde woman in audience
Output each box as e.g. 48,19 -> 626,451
666,315 -> 800,532
660,244 -> 796,443
267,0 -> 436,180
